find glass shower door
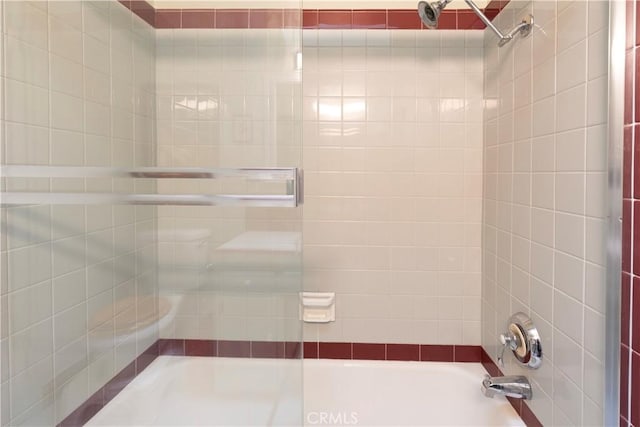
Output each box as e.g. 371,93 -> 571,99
0,1 -> 303,425
151,8 -> 304,426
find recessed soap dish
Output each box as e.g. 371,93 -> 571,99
498,312 -> 542,369
300,292 -> 335,323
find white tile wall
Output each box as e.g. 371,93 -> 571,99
154,28 -> 303,342
302,29 -> 484,345
155,28 -> 482,346
0,1 -> 157,425
482,1 -> 609,425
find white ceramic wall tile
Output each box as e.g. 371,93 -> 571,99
482,1 -> 609,425
4,2 -> 48,51
299,29 -> 483,345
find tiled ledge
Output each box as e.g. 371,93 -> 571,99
119,0 -> 509,30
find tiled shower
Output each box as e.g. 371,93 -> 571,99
0,0 -> 635,426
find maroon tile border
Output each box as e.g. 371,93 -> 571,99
285,341 -> 303,358
130,0 -> 155,27
388,343 -> 420,361
182,9 -> 215,29
154,9 -> 181,29
634,124 -> 640,200
454,345 -> 482,362
154,339 -> 484,363
627,48 -> 635,126
623,273 -> 632,348
353,343 -> 386,360
437,10 -> 458,30
624,200 -> 632,273
352,10 -> 386,29
421,344 -> 453,361
303,341 -> 319,358
216,9 -> 250,29
622,344 -> 630,420
302,342 -> 483,362
625,126 -> 633,199
632,350 -> 640,427
158,338 -> 185,355
218,340 -> 251,357
57,342 -> 159,427
485,0 -> 510,10
185,339 -> 217,357
387,10 -> 422,30
634,277 -> 640,353
251,341 -> 285,358
303,10 -> 319,29
250,9 -> 285,29
119,3 -> 511,30
283,10 -> 302,28
318,342 -> 352,359
318,10 -> 352,29
156,339 -> 302,359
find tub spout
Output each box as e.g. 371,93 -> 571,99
481,375 -> 532,400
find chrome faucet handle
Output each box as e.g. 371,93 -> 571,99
497,331 -> 519,367
500,332 -> 519,348
497,313 -> 543,369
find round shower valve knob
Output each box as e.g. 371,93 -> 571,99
498,313 -> 543,370
499,332 -> 518,349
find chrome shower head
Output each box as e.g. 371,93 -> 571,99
417,0 -> 453,28
418,0 -> 534,47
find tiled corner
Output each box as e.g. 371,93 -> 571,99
482,0 -> 610,425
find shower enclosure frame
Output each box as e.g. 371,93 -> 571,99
0,0 -> 628,424
605,0 -> 624,425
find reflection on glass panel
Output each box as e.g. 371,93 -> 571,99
153,22 -> 303,426
1,0 -> 302,425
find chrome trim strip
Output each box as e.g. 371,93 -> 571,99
0,165 -> 298,180
605,0 -> 624,425
0,166 -> 303,207
0,193 -> 297,208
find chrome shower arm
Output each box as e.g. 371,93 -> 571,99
463,0 -> 533,47
463,0 -> 506,40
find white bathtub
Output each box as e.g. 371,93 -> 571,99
87,356 -> 524,426
304,359 -> 524,426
